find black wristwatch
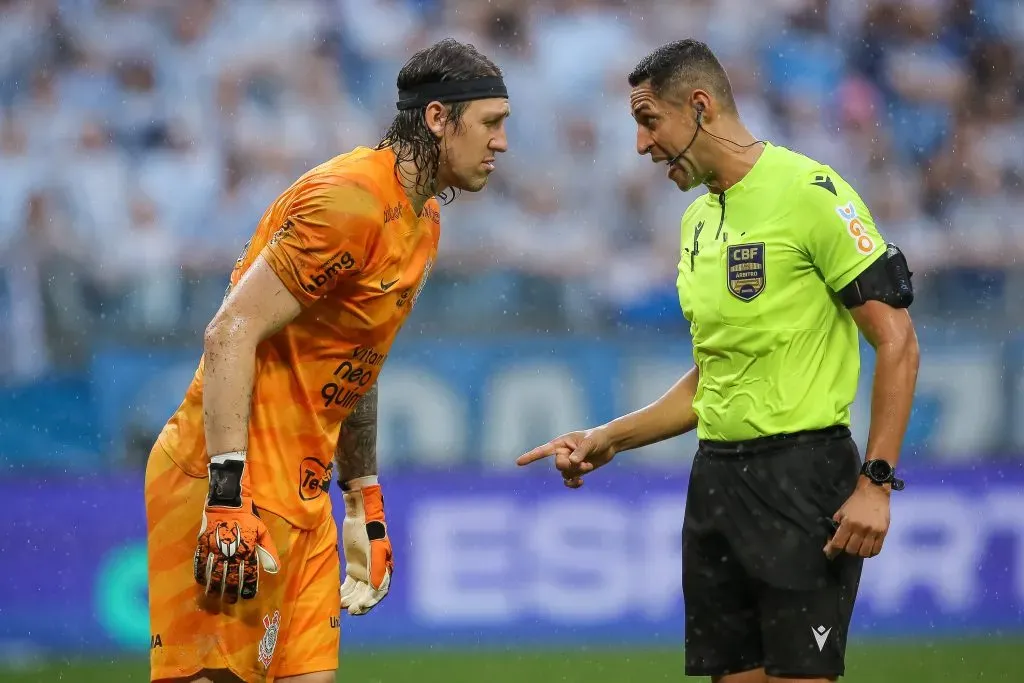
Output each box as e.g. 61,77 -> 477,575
860,459 -> 905,491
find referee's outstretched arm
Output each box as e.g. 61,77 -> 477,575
516,367 -> 700,488
824,301 -> 920,559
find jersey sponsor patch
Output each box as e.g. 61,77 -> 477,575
727,243 -> 766,301
835,202 -> 876,255
303,251 -> 357,293
298,457 -> 333,501
268,219 -> 294,246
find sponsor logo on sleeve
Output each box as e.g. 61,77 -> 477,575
835,202 -> 876,255
268,219 -> 295,246
304,251 -> 356,293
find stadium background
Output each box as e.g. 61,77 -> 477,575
2,0 -> 1023,680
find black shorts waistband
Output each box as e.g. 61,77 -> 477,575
698,426 -> 851,457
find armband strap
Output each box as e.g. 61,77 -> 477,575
207,451 -> 246,508
838,243 -> 915,309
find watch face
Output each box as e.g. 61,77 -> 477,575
866,459 -> 893,481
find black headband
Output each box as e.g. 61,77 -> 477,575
396,77 -> 508,111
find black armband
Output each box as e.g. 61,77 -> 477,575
838,243 -> 914,309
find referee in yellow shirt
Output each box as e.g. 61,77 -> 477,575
518,39 -> 919,683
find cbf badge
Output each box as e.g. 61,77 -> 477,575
727,243 -> 766,301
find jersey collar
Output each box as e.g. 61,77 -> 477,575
704,140 -> 776,205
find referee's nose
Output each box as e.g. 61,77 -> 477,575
636,126 -> 654,157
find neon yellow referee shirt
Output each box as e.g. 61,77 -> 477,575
676,142 -> 887,442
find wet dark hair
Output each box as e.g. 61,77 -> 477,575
377,38 -> 502,204
627,39 -> 737,114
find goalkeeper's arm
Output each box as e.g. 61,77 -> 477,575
334,383 -> 393,616
203,256 -> 303,456
196,256 -> 301,601
334,383 -> 378,483
600,365 -> 700,453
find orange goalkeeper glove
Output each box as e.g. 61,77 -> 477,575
193,451 -> 280,603
339,476 -> 393,615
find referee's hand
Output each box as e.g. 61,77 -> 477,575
824,481 -> 891,559
516,428 -> 616,489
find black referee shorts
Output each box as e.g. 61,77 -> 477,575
683,426 -> 863,679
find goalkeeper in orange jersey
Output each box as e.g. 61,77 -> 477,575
144,38 -> 510,683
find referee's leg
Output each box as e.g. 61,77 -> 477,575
685,534 -> 860,683
753,432 -> 864,682
683,451 -> 765,680
759,552 -> 863,682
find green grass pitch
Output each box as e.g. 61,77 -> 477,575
1,641 -> 1019,682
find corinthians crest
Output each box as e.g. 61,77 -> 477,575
258,610 -> 281,669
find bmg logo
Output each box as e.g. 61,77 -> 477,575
304,252 -> 356,293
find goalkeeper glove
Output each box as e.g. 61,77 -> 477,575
339,476 -> 393,615
193,451 -> 280,603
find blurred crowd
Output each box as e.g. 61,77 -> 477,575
1,0 -> 1023,379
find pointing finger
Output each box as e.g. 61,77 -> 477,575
517,443 -> 560,466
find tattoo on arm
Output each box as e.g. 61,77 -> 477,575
335,383 -> 378,482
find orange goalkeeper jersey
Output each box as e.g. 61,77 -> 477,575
154,146 -> 440,530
